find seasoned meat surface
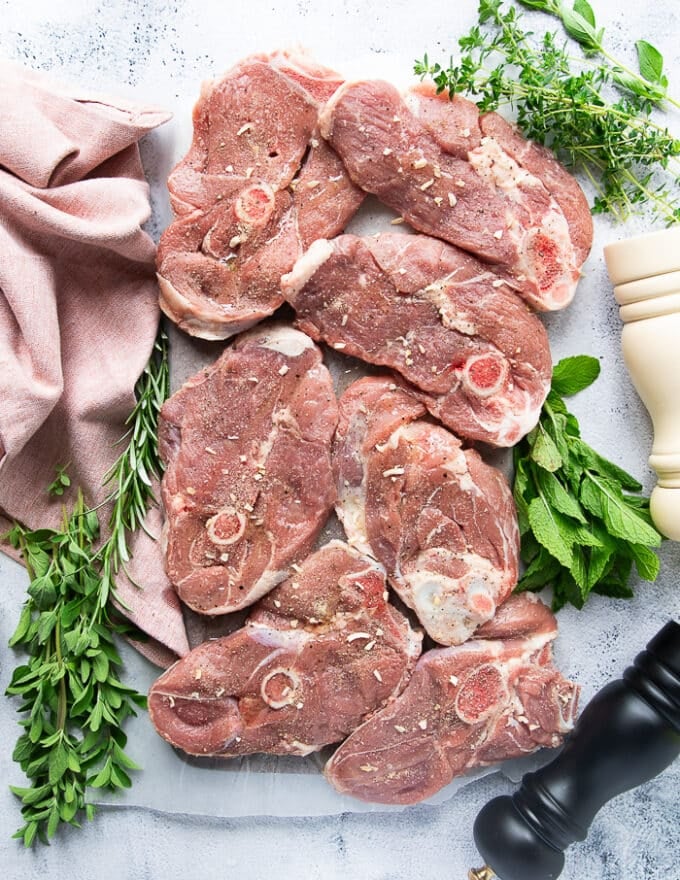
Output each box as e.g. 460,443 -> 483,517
325,594 -> 579,804
283,232 -> 551,446
148,541 -> 423,757
320,80 -> 592,311
333,377 -> 520,645
159,324 -> 338,614
157,51 -> 364,339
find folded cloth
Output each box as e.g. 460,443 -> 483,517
0,61 -> 189,666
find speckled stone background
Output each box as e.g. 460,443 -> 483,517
1,1 -> 680,878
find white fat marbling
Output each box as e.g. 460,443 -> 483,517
257,325 -> 315,357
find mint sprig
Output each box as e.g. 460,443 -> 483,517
513,355 -> 662,611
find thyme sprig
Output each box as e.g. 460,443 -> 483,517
414,0 -> 680,223
6,327 -> 170,845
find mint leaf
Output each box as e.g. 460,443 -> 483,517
513,347 -> 660,612
553,571 -> 585,611
585,523 -> 619,589
629,542 -> 661,581
535,469 -> 586,523
570,544 -> 588,594
571,438 -> 642,491
593,576 -> 635,600
581,473 -> 662,547
517,548 -> 562,592
527,497 -> 574,569
530,426 -> 563,472
572,0 -> 596,27
636,40 -> 665,86
513,457 -> 533,535
551,355 -> 600,396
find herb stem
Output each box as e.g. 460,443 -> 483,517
54,622 -> 67,733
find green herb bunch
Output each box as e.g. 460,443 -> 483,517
6,493 -> 145,846
5,329 -> 169,845
415,0 -> 680,223
513,356 -> 662,610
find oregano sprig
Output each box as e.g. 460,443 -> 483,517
414,0 -> 680,223
518,0 -> 678,108
6,492 -> 146,847
5,327 -> 170,845
513,356 -> 662,611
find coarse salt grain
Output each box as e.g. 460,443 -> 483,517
347,632 -> 371,642
382,466 -> 405,477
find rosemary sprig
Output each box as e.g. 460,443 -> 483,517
5,327 -> 170,845
99,330 -> 169,607
414,0 -> 680,223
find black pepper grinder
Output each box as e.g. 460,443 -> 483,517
469,620 -> 680,880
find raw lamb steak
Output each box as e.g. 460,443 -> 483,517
159,324 -> 338,614
319,80 -> 592,311
148,541 -> 423,757
282,232 -> 551,446
157,51 -> 364,340
325,593 -> 579,804
333,377 -> 519,645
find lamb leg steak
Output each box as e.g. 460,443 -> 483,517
159,324 -> 338,614
282,232 -> 552,447
333,377 -> 520,645
319,79 -> 592,311
324,593 -> 579,804
157,51 -> 364,340
148,540 -> 423,757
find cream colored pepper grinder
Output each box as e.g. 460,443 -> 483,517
604,226 -> 680,541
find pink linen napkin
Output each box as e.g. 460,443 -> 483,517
0,61 -> 189,666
